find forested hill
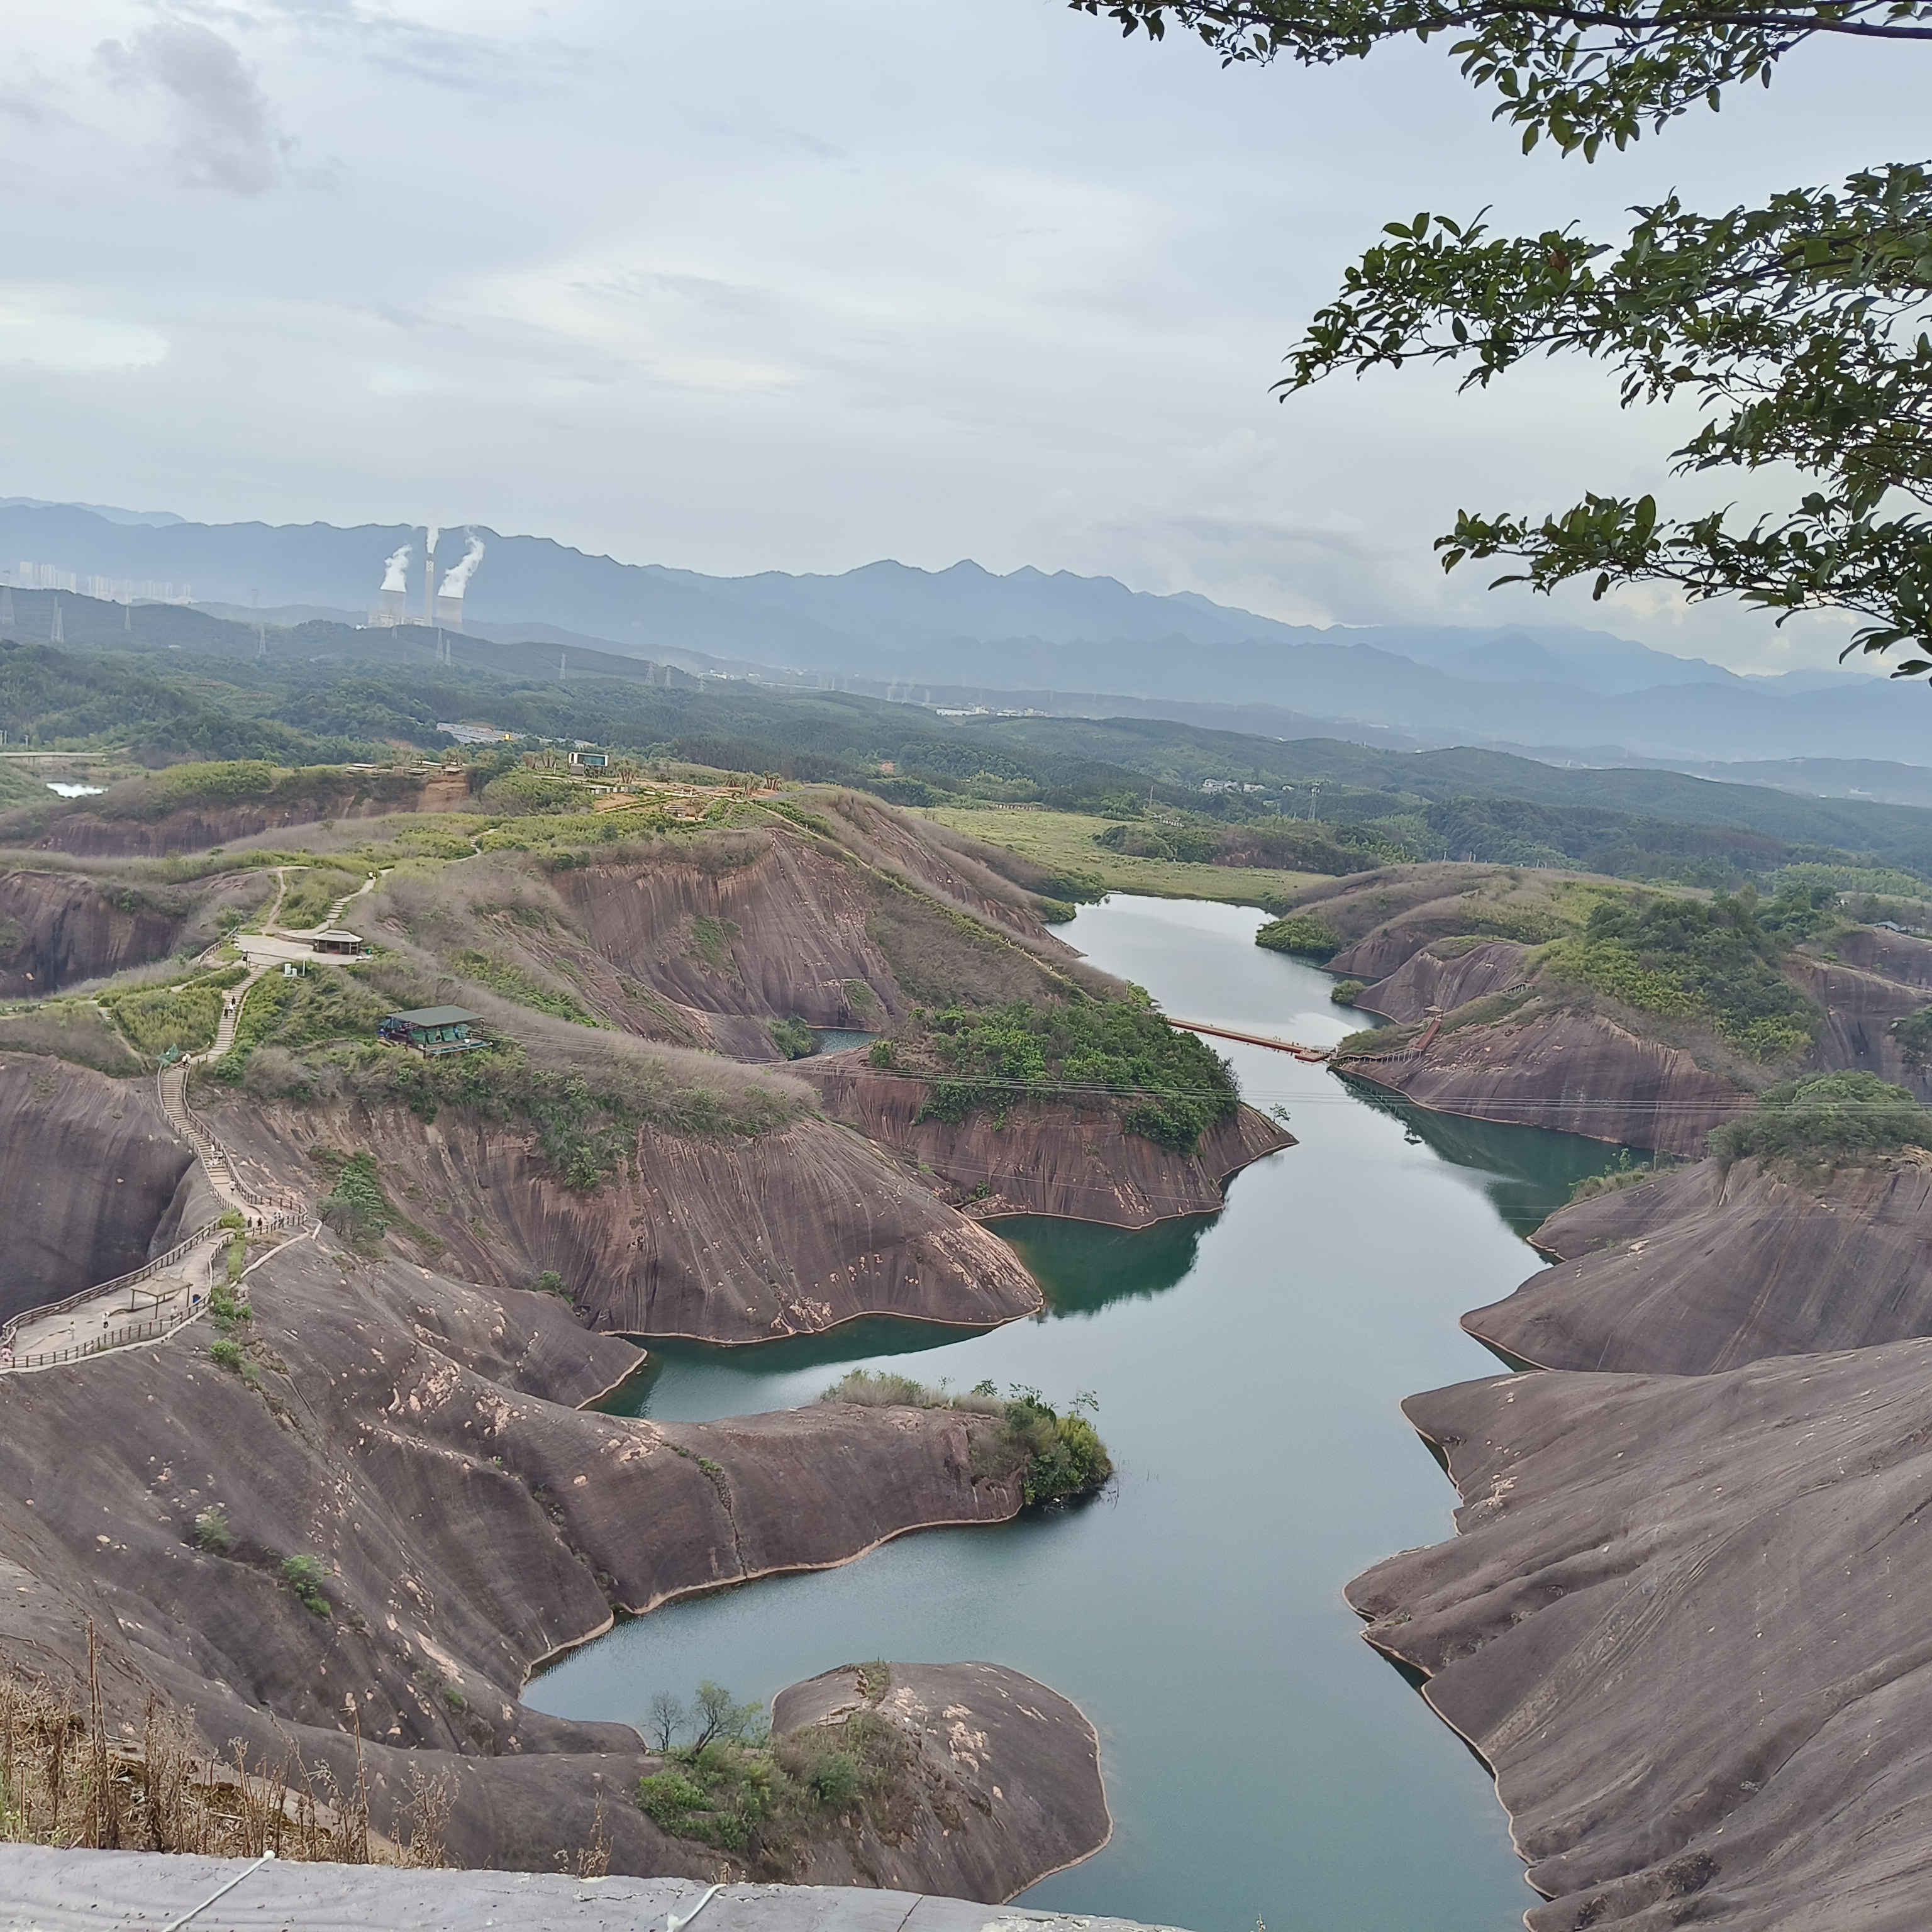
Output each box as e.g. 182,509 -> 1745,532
7,591 -> 1932,889
6,499 -> 1929,769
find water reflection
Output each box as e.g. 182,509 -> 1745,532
536,896 -> 1632,1932
996,1210 -> 1213,1318
1337,1072 -> 1638,1239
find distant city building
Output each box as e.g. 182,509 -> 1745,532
3,564 -> 191,602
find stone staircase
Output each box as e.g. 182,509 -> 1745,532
155,965 -> 295,1226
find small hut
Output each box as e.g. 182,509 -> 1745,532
377,1006 -> 486,1055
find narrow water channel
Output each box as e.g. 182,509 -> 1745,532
528,895 -> 1631,1931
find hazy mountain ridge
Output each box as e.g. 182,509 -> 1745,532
0,501 -> 1916,770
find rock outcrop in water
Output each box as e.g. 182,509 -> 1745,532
801,1057 -> 1292,1226
1342,1002 -> 1749,1157
1348,1346 -> 1932,1931
770,1662 -> 1109,1899
0,1238 -> 1051,1880
1467,1153 -> 1932,1374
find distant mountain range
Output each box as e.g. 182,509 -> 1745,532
2,501 -> 1923,774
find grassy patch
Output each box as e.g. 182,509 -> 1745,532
768,1016 -> 815,1059
634,1674 -> 926,1876
902,996 -> 1237,1152
314,1150 -> 394,1250
0,1001 -> 145,1075
919,806 -> 1319,909
1536,885 -> 1823,1062
1709,1072 -> 1932,1168
821,1370 -> 1113,1506
448,949 -> 604,1026
279,1553 -> 333,1618
211,969 -> 393,1072
99,967 -> 247,1059
685,914 -> 741,972
270,865 -> 367,931
316,1040 -> 797,1189
1566,1148 -> 1682,1203
1255,913 -> 1341,960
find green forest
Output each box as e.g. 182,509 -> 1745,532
11,604 -> 1932,894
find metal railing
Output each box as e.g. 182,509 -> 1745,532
5,1309 -> 205,1373
0,1218 -> 225,1353
156,1062 -> 294,1215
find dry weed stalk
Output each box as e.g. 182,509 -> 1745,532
0,1631 -> 378,1863
0,1628 -> 606,1875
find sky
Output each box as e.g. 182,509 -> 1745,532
0,0 -> 1923,673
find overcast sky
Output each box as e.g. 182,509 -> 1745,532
0,1 -> 1922,672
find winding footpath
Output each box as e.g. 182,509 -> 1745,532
3,963 -> 303,1374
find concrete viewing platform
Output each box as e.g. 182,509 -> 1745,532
232,932 -> 369,968
1,1230 -> 225,1367
0,1848 -> 1190,1932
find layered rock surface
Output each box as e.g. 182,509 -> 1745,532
1350,938 -> 1533,1024
554,834 -> 912,1057
0,871 -> 185,997
6,772 -> 435,858
0,1240 -> 1038,1877
801,1058 -> 1291,1226
1341,1005 -> 1749,1157
1348,1347 -> 1932,1931
0,1053 -> 214,1318
1468,1155 -> 1932,1374
210,1093 -> 1044,1341
772,1663 -> 1109,1900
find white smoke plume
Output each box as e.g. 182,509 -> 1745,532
425,525 -> 440,559
379,545 -> 411,594
440,533 -> 486,597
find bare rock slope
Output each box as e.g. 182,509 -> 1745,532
0,1239 -> 1042,1880
0,871 -> 184,997
772,1662 -> 1109,1900
1348,1346 -> 1932,1932
1343,1003 -> 1748,1157
802,1058 -> 1291,1227
211,1093 -> 1044,1341
1468,1154 -> 1932,1374
0,1053 -> 216,1318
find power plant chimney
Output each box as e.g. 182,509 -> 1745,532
375,544 -> 411,626
434,533 -> 484,631
423,526 -> 440,626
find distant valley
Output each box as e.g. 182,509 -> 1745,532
2,501 -> 1923,778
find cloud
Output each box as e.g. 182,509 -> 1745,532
0,297 -> 169,372
237,0 -> 589,96
96,19 -> 287,194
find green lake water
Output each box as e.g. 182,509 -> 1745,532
526,894 -> 1633,1931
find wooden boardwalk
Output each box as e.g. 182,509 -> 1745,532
1167,1018 -> 1332,1062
